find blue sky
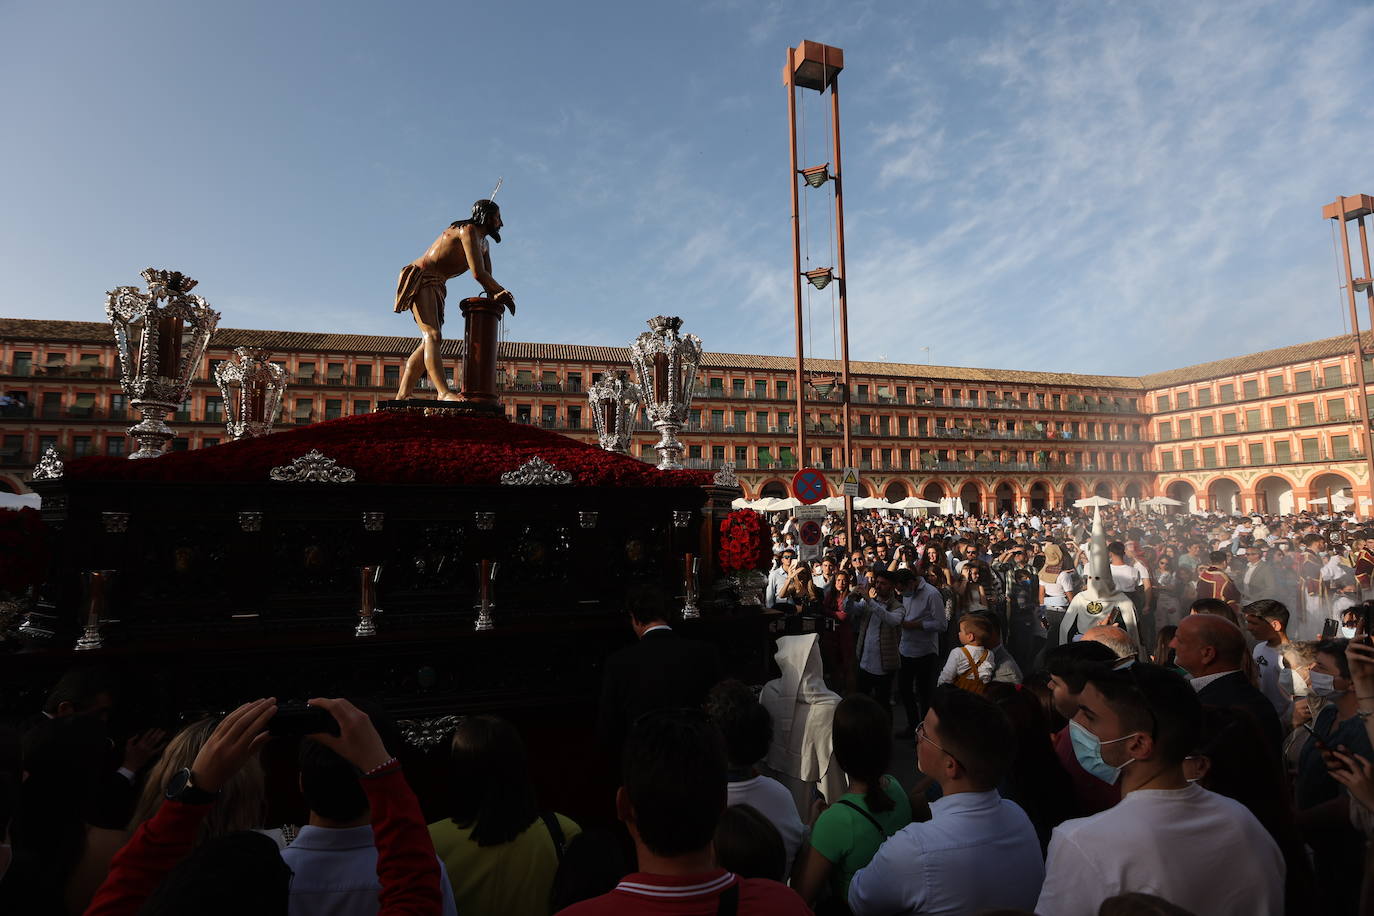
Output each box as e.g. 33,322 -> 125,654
3,0 -> 1372,376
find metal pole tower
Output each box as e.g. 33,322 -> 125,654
785,41 -> 854,548
1323,194 -> 1374,516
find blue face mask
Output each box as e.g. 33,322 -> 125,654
1069,719 -> 1137,785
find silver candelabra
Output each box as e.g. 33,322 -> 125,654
629,316 -> 702,470
106,269 -> 221,458
588,370 -> 641,453
215,346 -> 288,440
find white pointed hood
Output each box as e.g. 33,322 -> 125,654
1085,506 -> 1120,600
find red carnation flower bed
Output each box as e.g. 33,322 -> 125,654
62,412 -> 713,489
718,509 -> 772,573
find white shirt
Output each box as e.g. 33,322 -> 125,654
1252,642 -> 1287,716
855,597 -> 904,676
849,789 -> 1044,916
898,579 -> 946,659
937,645 -> 994,686
1035,784 -> 1284,916
1109,562 -> 1141,593
726,775 -> 807,876
1188,669 -> 1241,692
281,825 -> 458,916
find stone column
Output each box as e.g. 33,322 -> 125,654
459,297 -> 504,408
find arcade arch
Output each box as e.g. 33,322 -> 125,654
758,480 -> 788,499
958,481 -> 984,515
883,480 -> 910,502
1028,481 -> 1051,511
1309,472 -> 1354,503
1166,480 -> 1198,514
1206,477 -> 1242,516
993,481 -> 1017,513
1254,475 -> 1295,515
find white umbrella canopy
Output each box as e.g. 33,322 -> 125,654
1310,494 -> 1355,509
1073,495 -> 1119,508
893,496 -> 941,510
730,497 -> 753,510
0,492 -> 40,510
854,496 -> 893,510
820,496 -> 847,511
1140,496 -> 1183,507
770,497 -> 803,511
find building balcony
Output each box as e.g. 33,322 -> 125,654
1,363 -> 114,380
1152,376 -> 1356,416
686,386 -> 1140,414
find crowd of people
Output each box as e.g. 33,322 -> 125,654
3,504 -> 1374,914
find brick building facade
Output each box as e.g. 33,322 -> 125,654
1,318 -> 1367,515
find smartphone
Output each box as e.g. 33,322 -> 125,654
268,703 -> 340,739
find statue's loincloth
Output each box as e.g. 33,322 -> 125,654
394,265 -> 448,326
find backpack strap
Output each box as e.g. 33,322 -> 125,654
539,811 -> 566,863
836,798 -> 886,836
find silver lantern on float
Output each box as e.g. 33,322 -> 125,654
215,347 -> 288,440
628,316 -> 703,470
588,370 -> 641,454
106,269 -> 221,458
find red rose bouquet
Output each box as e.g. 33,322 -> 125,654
718,509 -> 772,573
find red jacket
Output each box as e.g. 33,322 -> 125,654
85,762 -> 441,915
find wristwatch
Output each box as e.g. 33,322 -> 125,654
165,767 -> 220,804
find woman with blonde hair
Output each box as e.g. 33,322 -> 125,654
128,716 -> 278,845
66,716 -> 280,912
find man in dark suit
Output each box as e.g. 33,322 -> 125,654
1171,614 -> 1283,752
597,588 -> 723,756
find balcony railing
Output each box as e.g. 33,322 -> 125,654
0,363 -> 113,379
687,385 -> 1141,414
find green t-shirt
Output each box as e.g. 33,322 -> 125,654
429,812 -> 581,916
809,775 -> 911,900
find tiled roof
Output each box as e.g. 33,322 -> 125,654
1138,331 -> 1373,388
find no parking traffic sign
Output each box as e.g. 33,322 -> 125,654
792,467 -> 827,505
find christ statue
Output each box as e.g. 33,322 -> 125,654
393,199 -> 515,400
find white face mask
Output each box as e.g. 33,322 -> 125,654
1341,626 -> 1359,640
1308,671 -> 1347,699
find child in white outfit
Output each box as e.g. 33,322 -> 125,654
937,615 -> 996,692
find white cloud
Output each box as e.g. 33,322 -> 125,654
846,0 -> 1374,374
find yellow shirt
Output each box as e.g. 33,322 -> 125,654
428,813 -> 581,916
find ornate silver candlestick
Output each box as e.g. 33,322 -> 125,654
106,269 -> 221,458
355,565 -> 382,637
588,370 -> 641,453
75,570 -> 113,651
629,316 -> 703,470
475,559 -> 498,631
215,346 -> 287,440
682,553 -> 701,620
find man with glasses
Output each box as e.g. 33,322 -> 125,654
848,686 -> 1042,915
1035,661 -> 1283,916
766,550 -> 795,610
